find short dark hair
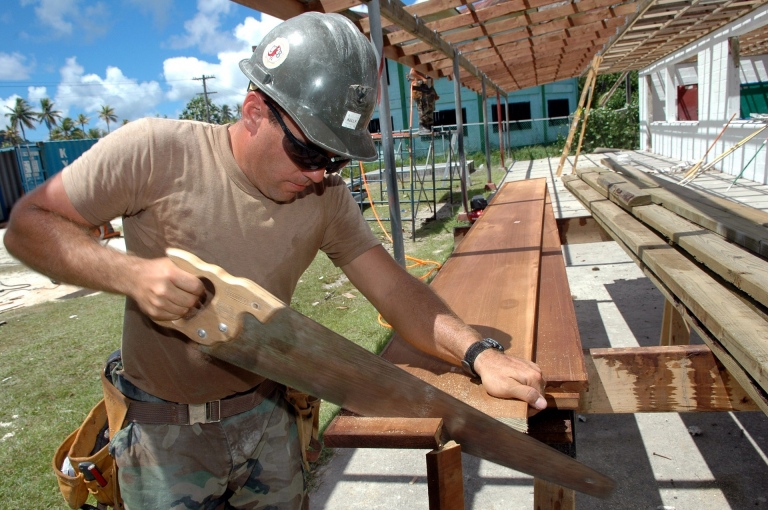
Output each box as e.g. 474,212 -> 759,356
247,82 -> 278,125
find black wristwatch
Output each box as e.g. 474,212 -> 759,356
461,338 -> 504,379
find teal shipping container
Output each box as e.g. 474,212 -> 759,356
40,139 -> 98,177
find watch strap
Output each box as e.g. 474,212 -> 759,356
461,338 -> 504,378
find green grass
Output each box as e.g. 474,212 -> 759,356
0,156 -> 509,506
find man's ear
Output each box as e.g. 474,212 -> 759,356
242,91 -> 267,132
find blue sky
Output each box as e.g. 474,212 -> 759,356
1,0 -> 388,141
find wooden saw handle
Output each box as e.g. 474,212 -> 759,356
155,248 -> 285,346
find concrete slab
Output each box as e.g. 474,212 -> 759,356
311,151 -> 768,509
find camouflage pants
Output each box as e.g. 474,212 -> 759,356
109,371 -> 306,510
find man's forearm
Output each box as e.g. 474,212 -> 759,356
4,204 -> 139,296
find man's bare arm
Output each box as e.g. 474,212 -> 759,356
341,245 -> 546,410
3,174 -> 203,320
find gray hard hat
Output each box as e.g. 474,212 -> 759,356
239,12 -> 379,161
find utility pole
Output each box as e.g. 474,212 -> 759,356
193,75 -> 217,123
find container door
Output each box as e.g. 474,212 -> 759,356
15,145 -> 46,193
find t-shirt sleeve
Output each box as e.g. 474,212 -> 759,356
62,119 -> 155,226
319,175 -> 381,267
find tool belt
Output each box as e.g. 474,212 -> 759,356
284,388 -> 322,471
53,399 -> 123,509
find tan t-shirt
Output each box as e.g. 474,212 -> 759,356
63,118 -> 380,403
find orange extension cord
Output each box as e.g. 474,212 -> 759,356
357,159 -> 443,329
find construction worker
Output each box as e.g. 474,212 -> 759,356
4,13 -> 545,509
409,67 -> 439,135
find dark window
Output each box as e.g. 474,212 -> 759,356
547,98 -> 570,126
677,85 -> 698,121
434,108 -> 468,136
492,102 -> 532,131
368,118 -> 381,134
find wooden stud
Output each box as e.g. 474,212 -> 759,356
426,441 -> 465,510
660,299 -> 691,346
534,479 -> 576,510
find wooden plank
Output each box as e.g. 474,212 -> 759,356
564,177 -> 768,412
597,173 -> 653,210
535,188 -> 588,398
323,416 -> 443,449
426,441 -> 465,510
632,203 -> 768,310
382,179 -> 549,429
602,158 -> 768,257
534,479 -> 576,510
578,345 -> 757,413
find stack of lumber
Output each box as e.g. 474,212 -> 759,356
562,158 -> 768,415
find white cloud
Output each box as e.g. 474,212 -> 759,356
28,86 -> 48,104
126,0 -> 173,28
54,57 -> 164,127
166,0 -> 241,55
0,53 -> 32,80
162,13 -> 281,112
23,0 -> 78,36
22,0 -> 110,41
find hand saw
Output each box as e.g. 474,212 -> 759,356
156,248 -> 614,498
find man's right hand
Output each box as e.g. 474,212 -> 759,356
130,257 -> 205,321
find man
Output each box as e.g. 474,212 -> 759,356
408,68 -> 439,135
4,13 -> 545,509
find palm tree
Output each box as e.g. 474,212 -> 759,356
87,128 -> 102,139
236,104 -> 242,119
38,98 -> 62,139
99,105 -> 117,133
76,113 -> 90,133
58,117 -> 77,140
221,104 -> 234,124
5,97 -> 37,142
1,123 -> 22,146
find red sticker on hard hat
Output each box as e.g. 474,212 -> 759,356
263,37 -> 289,69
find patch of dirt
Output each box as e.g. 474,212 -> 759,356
0,228 -> 125,313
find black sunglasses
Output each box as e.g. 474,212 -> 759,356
263,100 -> 350,174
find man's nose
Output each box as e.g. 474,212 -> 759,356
305,169 -> 325,183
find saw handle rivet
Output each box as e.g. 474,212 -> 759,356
197,329 -> 207,339
218,323 -> 228,333
251,302 -> 260,310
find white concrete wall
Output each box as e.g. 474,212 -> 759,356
639,3 -> 768,184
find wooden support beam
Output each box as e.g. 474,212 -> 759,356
660,299 -> 691,346
323,416 -> 443,449
534,479 -> 576,510
426,441 -> 465,510
579,345 -> 757,414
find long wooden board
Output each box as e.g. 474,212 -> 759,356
535,187 -> 588,399
601,158 -> 768,257
632,204 -> 768,310
159,248 -> 614,498
382,178 -> 548,429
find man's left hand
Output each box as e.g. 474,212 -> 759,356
473,349 -> 547,412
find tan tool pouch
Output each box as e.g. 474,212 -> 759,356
284,387 -> 322,470
53,351 -> 127,509
52,399 -> 123,509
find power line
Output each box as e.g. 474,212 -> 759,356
193,75 -> 216,123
